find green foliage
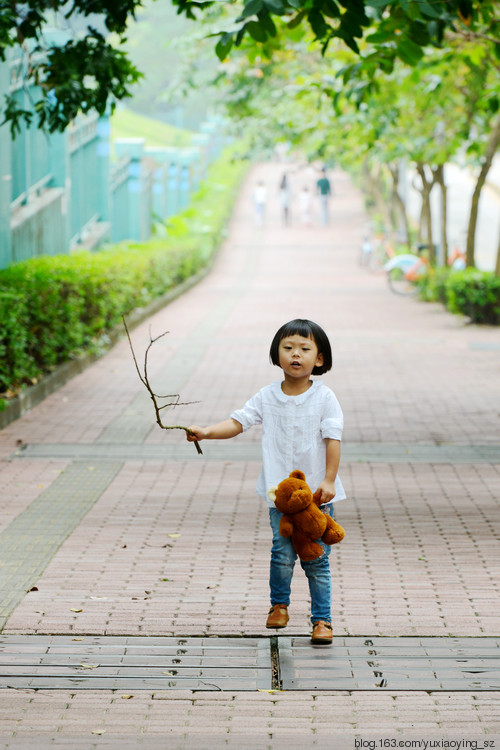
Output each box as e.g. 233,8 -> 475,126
3,0 -> 144,135
2,0 -> 499,133
445,269 -> 500,324
111,108 -> 194,150
418,268 -> 500,324
0,289 -> 34,392
417,267 -> 450,305
0,146 -> 248,395
34,35 -> 142,133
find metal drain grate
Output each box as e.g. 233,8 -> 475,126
279,636 -> 500,691
1,635 -> 498,691
0,636 -> 273,691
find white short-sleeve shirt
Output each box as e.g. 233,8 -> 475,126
230,380 -> 346,507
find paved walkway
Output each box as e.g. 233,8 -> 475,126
0,163 -> 499,746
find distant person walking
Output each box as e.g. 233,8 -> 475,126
299,185 -> 312,226
316,168 -> 332,226
253,180 -> 267,226
278,173 -> 291,226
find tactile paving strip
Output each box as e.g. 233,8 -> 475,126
0,635 -> 272,691
1,636 -> 499,691
0,462 -> 122,631
279,636 -> 500,691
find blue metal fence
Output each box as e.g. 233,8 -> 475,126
0,46 -> 222,269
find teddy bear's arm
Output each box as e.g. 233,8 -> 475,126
279,515 -> 294,538
313,489 -> 323,507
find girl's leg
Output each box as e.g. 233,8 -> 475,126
300,506 -> 334,624
268,508 -> 297,606
301,551 -> 332,624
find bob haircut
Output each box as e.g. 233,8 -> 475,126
269,319 -> 333,375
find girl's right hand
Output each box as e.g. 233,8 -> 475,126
186,425 -> 207,442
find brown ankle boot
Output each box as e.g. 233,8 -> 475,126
311,620 -> 333,644
266,604 -> 289,629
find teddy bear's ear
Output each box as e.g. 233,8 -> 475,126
267,486 -> 277,503
289,470 -> 306,481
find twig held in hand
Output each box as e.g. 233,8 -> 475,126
123,316 -> 202,455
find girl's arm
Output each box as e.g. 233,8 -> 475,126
186,419 -> 243,443
315,439 -> 341,504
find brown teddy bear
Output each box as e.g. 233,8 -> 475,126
268,470 -> 345,561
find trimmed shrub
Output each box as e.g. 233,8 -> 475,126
445,269 -> 500,325
417,267 -> 500,324
0,146 -> 248,396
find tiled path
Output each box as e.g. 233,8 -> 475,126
0,162 -> 499,746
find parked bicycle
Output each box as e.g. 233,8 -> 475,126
362,233 -> 395,271
384,244 -> 466,296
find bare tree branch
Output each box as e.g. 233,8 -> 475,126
123,316 -> 202,455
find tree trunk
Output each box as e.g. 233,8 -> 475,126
363,161 -> 393,239
495,219 -> 500,276
388,163 -> 410,247
415,162 -> 436,264
466,111 -> 500,268
433,163 -> 448,265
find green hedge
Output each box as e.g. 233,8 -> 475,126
418,268 -> 500,325
0,146 -> 248,396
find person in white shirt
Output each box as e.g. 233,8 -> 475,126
253,180 -> 267,226
187,319 -> 346,644
299,185 -> 312,226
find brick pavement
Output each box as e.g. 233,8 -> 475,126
0,162 -> 499,746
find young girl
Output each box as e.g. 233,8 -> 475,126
186,319 -> 346,644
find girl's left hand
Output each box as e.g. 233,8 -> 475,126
315,480 -> 336,505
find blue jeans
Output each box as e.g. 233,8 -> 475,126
269,506 -> 333,624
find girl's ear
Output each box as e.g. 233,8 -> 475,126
315,352 -> 324,368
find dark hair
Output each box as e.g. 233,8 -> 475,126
269,319 -> 332,375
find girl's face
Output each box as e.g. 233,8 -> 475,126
278,334 -> 324,379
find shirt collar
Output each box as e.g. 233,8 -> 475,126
272,379 -> 321,403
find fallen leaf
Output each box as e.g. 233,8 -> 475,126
79,663 -> 100,670
121,694 -> 134,700
90,596 -> 108,601
27,586 -> 39,592
167,533 -> 180,539
72,638 -> 85,642
91,729 -> 106,735
70,608 -> 83,613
